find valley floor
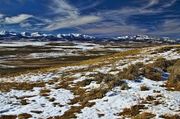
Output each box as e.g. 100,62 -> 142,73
0,42 -> 179,119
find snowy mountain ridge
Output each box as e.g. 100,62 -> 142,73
0,30 -> 178,43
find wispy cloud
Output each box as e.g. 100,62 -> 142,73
3,14 -> 33,24
149,19 -> 180,35
0,13 -> 3,18
45,16 -> 101,31
77,0 -> 178,36
77,0 -> 103,11
143,0 -> 160,9
49,0 -> 79,19
0,0 -> 178,37
162,0 -> 177,8
20,22 -> 32,28
80,25 -> 148,36
44,0 -> 101,31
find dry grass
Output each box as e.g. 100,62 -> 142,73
1,45 -> 179,118
146,95 -> 156,102
0,46 -> 141,78
18,113 -> 32,119
166,60 -> 180,91
142,65 -> 162,81
153,58 -> 174,71
48,97 -> 56,102
20,99 -> 29,105
140,85 -> 150,91
30,110 -> 43,114
133,112 -> 155,119
39,88 -> 51,96
0,81 -> 45,92
59,72 -> 128,118
80,49 -> 141,66
159,114 -> 180,119
118,62 -> 144,80
119,104 -> 146,117
0,115 -> 17,119
156,45 -> 180,53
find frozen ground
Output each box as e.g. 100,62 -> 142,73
0,43 -> 179,119
77,78 -> 180,119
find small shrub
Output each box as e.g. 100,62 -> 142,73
119,104 -> 146,117
0,82 -> 45,92
154,100 -> 162,105
18,113 -> 32,119
153,58 -> 171,71
153,90 -> 160,93
121,83 -> 130,90
49,97 -> 56,102
146,95 -> 155,101
140,85 -> 149,91
98,113 -> 105,117
167,60 -> 180,91
156,47 -> 174,53
78,79 -> 93,86
93,72 -> 105,84
103,74 -> 116,83
119,62 -> 144,80
133,112 -> 155,119
73,87 -> 85,95
159,114 -> 180,119
0,115 -> 17,119
30,110 -> 43,114
20,99 -> 29,105
142,65 -> 162,81
40,88 -> 51,96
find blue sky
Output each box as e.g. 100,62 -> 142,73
0,0 -> 179,37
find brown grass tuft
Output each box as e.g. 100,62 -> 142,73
159,114 -> 180,119
166,60 -> 180,91
18,113 -> 32,119
40,88 -> 51,96
119,104 -> 146,117
0,82 -> 45,92
133,112 -> 156,119
0,115 -> 17,119
140,85 -> 150,91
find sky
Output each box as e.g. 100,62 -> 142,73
0,0 -> 179,37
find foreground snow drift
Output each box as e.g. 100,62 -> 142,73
77,78 -> 180,119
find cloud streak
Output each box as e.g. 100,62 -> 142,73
2,14 -> 33,24
45,16 -> 101,31
0,0 -> 179,37
49,0 -> 79,19
77,0 -> 179,37
44,0 -> 101,31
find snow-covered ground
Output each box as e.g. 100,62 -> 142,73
77,78 -> 180,119
0,88 -> 74,118
0,44 -> 179,118
0,42 -> 49,47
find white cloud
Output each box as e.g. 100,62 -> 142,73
149,19 -> 180,35
4,14 -> 33,24
44,0 -> 101,31
77,0 -> 177,36
162,0 -> 177,8
78,20 -> 148,36
49,0 -> 79,19
20,22 -> 32,28
0,14 -> 4,18
77,0 -> 103,11
45,16 -> 101,31
143,0 -> 160,9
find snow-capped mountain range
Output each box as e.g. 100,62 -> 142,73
0,30 -> 178,43
0,31 -> 96,41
